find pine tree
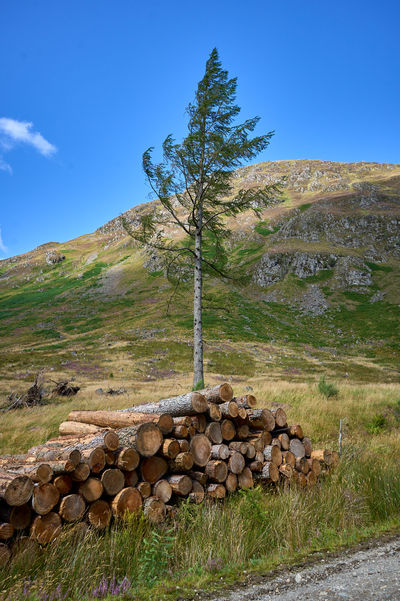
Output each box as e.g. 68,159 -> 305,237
123,49 -> 280,388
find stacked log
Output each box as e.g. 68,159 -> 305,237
0,383 -> 338,564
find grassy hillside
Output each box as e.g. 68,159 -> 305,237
0,159 -> 400,410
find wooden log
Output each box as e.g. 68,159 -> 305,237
225,472 -> 238,493
278,433 -> 290,451
331,451 -> 340,467
10,536 -> 40,566
311,449 -> 332,466
263,445 -> 282,466
6,463 -> 53,484
236,424 -> 250,440
0,472 -> 34,506
289,439 -> 306,459
205,422 -> 223,444
288,424 -> 304,439
59,494 -> 86,522
307,458 -> 321,475
130,392 -> 208,416
207,483 -> 226,498
229,441 -> 247,454
258,461 -> 279,483
247,433 -> 271,451
271,408 -> 287,427
190,434 -> 212,467
205,460 -> 228,483
117,423 -> 163,457
271,438 -> 281,449
234,394 -> 257,409
281,451 -> 296,468
228,451 -> 245,475
191,414 -> 207,432
169,452 -> 194,473
152,480 -> 172,503
188,425 -> 196,438
71,462 -> 90,482
246,444 -> 256,459
80,448 -> 105,473
177,439 -> 190,452
101,468 -> 125,496
141,457 -> 168,484
79,477 -> 104,502
31,512 -> 62,544
189,480 -> 205,504
161,439 -> 180,459
219,401 -> 239,419
200,383 -> 233,404
71,430 -> 120,452
220,419 -> 236,441
237,407 -> 248,419
0,542 -> 10,567
238,467 -> 253,489
111,487 -> 143,517
302,437 -> 313,457
115,448 -> 140,471
0,504 -> 31,530
210,444 -> 230,460
143,496 -> 166,523
255,451 -> 264,463
172,425 -> 189,439
106,451 -> 116,466
53,475 -> 73,496
247,409 -> 275,432
28,446 -> 81,467
0,522 -> 14,540
306,471 -> 317,486
59,421 -> 102,436
279,463 -> 294,479
124,470 -> 138,487
188,471 -> 208,486
248,460 -> 263,472
295,457 -> 309,474
137,482 -> 152,498
167,474 -> 192,496
87,499 -> 111,529
173,416 -> 191,427
207,403 -> 222,422
32,483 -> 60,515
68,410 -> 174,434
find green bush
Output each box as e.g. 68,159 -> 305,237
318,376 -> 339,398
365,414 -> 387,434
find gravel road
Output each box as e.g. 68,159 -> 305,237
203,536 -> 400,601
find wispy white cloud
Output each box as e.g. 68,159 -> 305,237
0,117 -> 57,174
0,228 -> 7,255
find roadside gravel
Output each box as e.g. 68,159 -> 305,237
203,536 -> 400,601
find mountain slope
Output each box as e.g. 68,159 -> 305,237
1,159 -> 399,395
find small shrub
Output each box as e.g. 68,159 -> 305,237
365,414 -> 387,434
192,379 -> 205,391
318,376 -> 339,398
138,529 -> 173,584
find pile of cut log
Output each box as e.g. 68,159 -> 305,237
0,383 -> 338,566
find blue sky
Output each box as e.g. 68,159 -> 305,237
1,0 -> 399,259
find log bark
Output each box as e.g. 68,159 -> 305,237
263,445 -> 282,466
210,444 -> 230,460
69,410 -> 174,435
32,483 -> 60,515
6,463 -> 53,484
140,457 -> 168,484
205,460 -> 228,483
234,394 -> 257,409
205,422 -> 222,444
219,401 -> 239,419
177,439 -> 190,452
31,512 -> 62,544
172,425 -> 189,439
246,409 -> 275,432
220,419 -> 236,441
0,472 -> 34,506
289,439 -> 306,459
87,500 -> 111,529
248,460 -> 263,472
129,392 -> 208,416
28,447 -> 81,467
115,448 -> 140,471
167,474 -> 192,496
238,467 -> 253,489
199,383 -> 233,404
188,471 -> 208,486
152,480 -> 172,503
59,494 -> 86,522
191,414 -> 207,432
225,472 -> 238,493
228,441 -> 247,454
143,496 -> 166,523
117,424 -> 163,457
59,421 -> 102,436
111,487 -> 143,517
79,477 -> 103,502
190,434 -> 212,467
207,483 -> 226,498
101,468 -> 125,496
258,461 -> 279,483
169,452 -> 194,473
228,451 -> 245,475
189,480 -> 205,504
161,439 -> 180,459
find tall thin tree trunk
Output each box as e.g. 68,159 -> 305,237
193,227 -> 204,388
